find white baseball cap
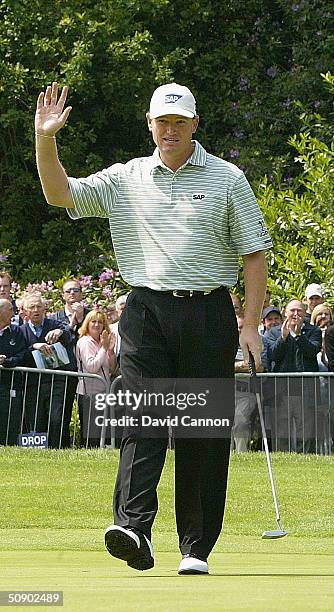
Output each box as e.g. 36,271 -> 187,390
149,83 -> 196,119
305,283 -> 323,299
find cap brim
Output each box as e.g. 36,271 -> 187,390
149,106 -> 195,119
263,310 -> 280,318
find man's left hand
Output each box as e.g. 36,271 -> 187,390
239,326 -> 263,370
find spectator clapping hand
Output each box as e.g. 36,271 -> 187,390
282,303 -> 304,339
68,302 -> 85,329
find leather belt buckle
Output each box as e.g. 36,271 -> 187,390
172,289 -> 212,298
173,290 -> 193,298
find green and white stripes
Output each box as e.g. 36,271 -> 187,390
68,141 -> 272,290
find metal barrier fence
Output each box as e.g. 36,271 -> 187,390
234,372 -> 334,455
0,365 -> 108,449
105,373 -> 334,455
0,368 -> 333,454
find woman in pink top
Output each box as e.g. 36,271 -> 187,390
76,310 -> 117,446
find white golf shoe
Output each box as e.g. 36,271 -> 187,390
178,554 -> 209,575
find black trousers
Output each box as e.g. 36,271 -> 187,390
113,286 -> 238,558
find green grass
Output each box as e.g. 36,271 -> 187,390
1,449 -> 334,611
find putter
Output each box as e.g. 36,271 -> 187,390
249,353 -> 288,539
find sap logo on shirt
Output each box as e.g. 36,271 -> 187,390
257,219 -> 269,238
192,193 -> 206,201
165,94 -> 182,104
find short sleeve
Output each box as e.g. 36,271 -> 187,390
67,164 -> 123,220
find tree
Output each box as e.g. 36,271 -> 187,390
0,0 -> 333,283
257,73 -> 334,306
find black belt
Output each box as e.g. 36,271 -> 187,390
136,286 -> 225,298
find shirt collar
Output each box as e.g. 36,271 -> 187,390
64,306 -> 72,318
150,140 -> 207,173
0,325 -> 9,337
28,319 -> 45,333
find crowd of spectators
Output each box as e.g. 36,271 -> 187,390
0,270 -> 127,448
1,270 -> 334,453
232,283 -> 334,454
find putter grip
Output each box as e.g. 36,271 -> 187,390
249,352 -> 260,393
249,352 -> 256,377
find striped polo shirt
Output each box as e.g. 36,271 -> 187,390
67,141 -> 272,291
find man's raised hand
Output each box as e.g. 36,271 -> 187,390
35,82 -> 72,137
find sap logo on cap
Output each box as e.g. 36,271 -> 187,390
165,94 -> 183,104
192,193 -> 206,200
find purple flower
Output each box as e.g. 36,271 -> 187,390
99,269 -> 114,284
244,112 -> 253,121
293,0 -> 306,10
80,274 -> 93,288
283,98 -> 292,109
231,102 -> 240,110
239,77 -> 249,91
102,288 -> 113,298
314,100 -> 321,109
229,149 -> 240,159
0,253 -> 8,262
266,67 -> 277,78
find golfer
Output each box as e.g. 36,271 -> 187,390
35,81 -> 271,575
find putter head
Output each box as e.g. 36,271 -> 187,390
262,529 -> 288,539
